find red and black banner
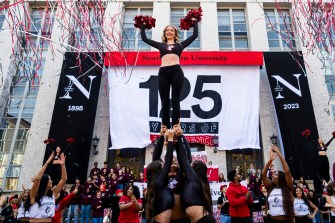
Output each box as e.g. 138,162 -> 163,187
44,52 -> 102,183
264,52 -> 321,191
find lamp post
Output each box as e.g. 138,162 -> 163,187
92,136 -> 100,154
212,135 -> 219,153
270,133 -> 278,145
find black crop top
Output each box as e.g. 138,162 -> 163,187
141,22 -> 198,58
310,136 -> 334,151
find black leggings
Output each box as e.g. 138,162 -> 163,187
171,217 -> 191,223
196,215 -> 216,223
158,64 -> 184,128
295,215 -> 312,223
50,164 -> 61,186
319,155 -> 330,182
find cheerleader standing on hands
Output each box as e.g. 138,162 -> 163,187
140,18 -> 198,129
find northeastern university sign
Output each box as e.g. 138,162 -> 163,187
104,51 -> 263,150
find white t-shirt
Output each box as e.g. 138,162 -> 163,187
103,215 -> 110,223
29,195 -> 55,219
17,202 -> 30,219
331,196 -> 335,217
294,198 -> 309,216
268,188 -> 286,216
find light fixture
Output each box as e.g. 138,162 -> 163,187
270,133 -> 278,145
212,135 -> 219,153
92,135 -> 100,154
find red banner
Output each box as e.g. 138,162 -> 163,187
150,134 -> 215,146
104,51 -> 263,66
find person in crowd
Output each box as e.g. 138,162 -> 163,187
247,164 -> 256,177
218,173 -> 226,183
308,133 -> 334,182
145,129 -> 174,223
113,163 -> 121,175
324,182 -> 335,223
80,188 -> 93,223
92,190 -> 103,223
293,186 -> 318,223
52,188 -> 78,223
66,178 -> 83,223
299,177 -> 310,191
50,146 -> 64,186
118,185 -> 142,223
174,125 -> 216,223
261,145 -> 294,223
117,169 -> 125,190
92,175 -> 100,192
103,209 -> 110,223
137,172 -> 145,183
100,162 -> 109,177
307,190 -> 320,223
17,186 -> 30,223
84,177 -> 94,192
141,188 -> 147,223
111,189 -> 123,223
259,185 -> 269,223
217,185 -> 230,223
108,173 -> 118,196
124,168 -> 133,183
90,162 -> 100,178
140,18 -> 198,129
28,153 -> 67,222
256,169 -> 262,180
267,164 -> 275,181
319,186 -> 331,223
226,169 -> 253,223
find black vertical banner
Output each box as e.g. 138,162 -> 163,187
44,52 -> 102,183
264,52 -> 321,192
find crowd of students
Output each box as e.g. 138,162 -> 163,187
216,145 -> 335,223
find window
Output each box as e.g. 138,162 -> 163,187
72,7 -> 105,51
171,8 -> 200,50
122,8 -> 153,51
0,8 -> 54,190
217,9 -> 248,51
0,9 -> 7,30
264,9 -> 296,51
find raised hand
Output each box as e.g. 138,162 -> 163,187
269,149 -> 276,161
59,153 -> 66,165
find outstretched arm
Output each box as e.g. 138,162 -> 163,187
325,136 -> 334,147
152,126 -> 167,161
156,130 -> 174,188
181,20 -> 198,49
141,24 -> 161,49
53,153 -> 67,196
261,149 -> 275,191
272,145 -> 293,190
182,135 -> 192,163
30,153 -> 55,204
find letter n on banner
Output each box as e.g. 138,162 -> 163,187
263,52 -> 321,191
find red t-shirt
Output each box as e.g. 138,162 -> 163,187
118,196 -> 142,223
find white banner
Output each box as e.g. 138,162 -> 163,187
108,66 -> 260,150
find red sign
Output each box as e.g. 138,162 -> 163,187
104,51 -> 263,66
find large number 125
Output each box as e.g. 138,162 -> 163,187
139,75 -> 222,119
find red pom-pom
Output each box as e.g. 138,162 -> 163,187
332,131 -> 335,138
44,138 -> 55,144
66,137 -> 76,144
302,129 -> 311,138
179,7 -> 203,30
134,15 -> 156,30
